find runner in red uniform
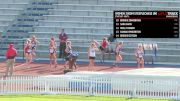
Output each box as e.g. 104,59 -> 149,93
24,39 -> 32,68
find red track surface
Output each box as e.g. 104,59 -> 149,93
0,62 -> 137,76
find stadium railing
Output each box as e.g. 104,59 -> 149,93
0,73 -> 180,100
0,38 -> 180,64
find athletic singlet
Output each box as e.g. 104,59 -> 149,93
137,50 -> 144,58
49,47 -> 55,54
31,41 -> 37,49
25,45 -> 31,53
115,45 -> 122,53
89,48 -> 96,57
101,41 -> 108,49
65,46 -> 72,54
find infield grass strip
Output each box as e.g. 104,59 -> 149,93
0,94 -> 168,101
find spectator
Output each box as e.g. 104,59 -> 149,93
108,33 -> 116,43
108,33 -> 116,53
107,33 -> 116,58
152,43 -> 158,57
5,44 -> 17,77
59,28 -> 68,59
99,37 -> 109,62
152,43 -> 158,64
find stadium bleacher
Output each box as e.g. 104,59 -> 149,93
0,0 -> 55,54
0,0 -> 180,64
1,1 -> 180,99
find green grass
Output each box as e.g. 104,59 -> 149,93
0,94 -> 169,101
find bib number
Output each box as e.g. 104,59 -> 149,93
50,49 -> 54,53
27,49 -> 31,53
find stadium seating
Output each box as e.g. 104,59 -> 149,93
29,0 -> 180,63
0,0 -> 55,56
0,1 -> 30,55
0,0 -> 180,64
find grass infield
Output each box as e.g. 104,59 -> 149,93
0,94 -> 169,101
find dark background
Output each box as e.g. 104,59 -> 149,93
114,11 -> 179,38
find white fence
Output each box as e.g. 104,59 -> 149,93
0,74 -> 180,99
